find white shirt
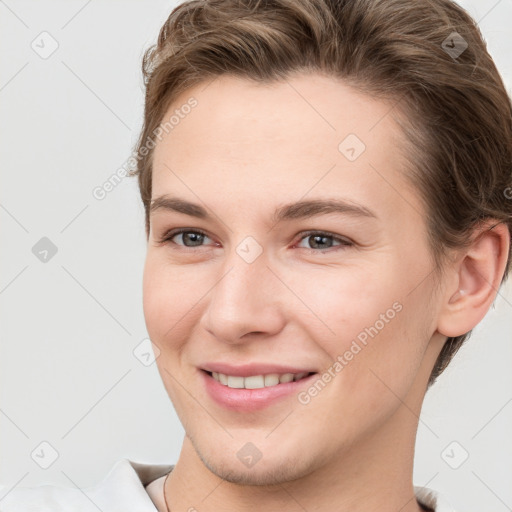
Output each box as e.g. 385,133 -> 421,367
0,458 -> 458,511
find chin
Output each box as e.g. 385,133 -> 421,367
191,435 -> 318,486
203,457 -> 310,486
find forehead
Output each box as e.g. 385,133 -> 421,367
151,73 -> 423,224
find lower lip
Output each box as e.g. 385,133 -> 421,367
201,370 -> 317,412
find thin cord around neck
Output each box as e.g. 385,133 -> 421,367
163,470 -> 171,512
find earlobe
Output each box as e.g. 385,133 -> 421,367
436,220 -> 510,338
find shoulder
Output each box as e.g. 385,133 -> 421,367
0,458 -> 173,512
415,486 -> 460,512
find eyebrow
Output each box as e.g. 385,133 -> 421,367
150,195 -> 378,224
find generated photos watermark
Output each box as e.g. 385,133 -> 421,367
92,96 -> 198,201
298,300 -> 403,405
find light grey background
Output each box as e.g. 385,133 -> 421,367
0,1 -> 511,511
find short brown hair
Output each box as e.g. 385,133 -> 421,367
130,0 -> 512,387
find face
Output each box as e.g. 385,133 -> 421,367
143,73 -> 443,485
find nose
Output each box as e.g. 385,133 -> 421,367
199,247 -> 286,344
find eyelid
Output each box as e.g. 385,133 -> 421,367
155,227 -> 214,248
294,229 -> 354,248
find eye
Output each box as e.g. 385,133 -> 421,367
295,230 -> 354,252
156,228 -> 215,249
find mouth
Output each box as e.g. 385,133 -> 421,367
200,368 -> 319,412
203,369 -> 316,389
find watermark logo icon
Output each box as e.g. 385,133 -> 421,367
133,338 -> 160,366
441,440 -> 469,469
236,442 -> 262,468
236,236 -> 263,264
31,441 -> 59,469
338,133 -> 366,161
32,237 -> 58,263
441,32 -> 468,59
31,31 -> 59,59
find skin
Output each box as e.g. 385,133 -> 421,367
142,73 -> 510,512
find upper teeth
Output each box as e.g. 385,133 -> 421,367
211,372 -> 310,389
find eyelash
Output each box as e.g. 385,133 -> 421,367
156,228 -> 354,253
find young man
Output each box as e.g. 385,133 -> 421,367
1,0 -> 510,510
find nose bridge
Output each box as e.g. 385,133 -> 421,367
201,239 -> 284,342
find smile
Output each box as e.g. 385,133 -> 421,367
208,371 -> 314,389
200,369 -> 318,412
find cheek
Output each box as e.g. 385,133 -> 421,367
293,264 -> 401,353
300,261 -> 431,392
142,258 -> 192,407
142,258 -> 163,338
142,255 -> 181,343
142,254 -> 206,356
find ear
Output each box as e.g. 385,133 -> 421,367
436,220 -> 510,338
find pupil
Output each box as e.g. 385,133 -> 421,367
311,235 -> 330,249
185,233 -> 204,246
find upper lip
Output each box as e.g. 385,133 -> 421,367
200,362 -> 317,377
